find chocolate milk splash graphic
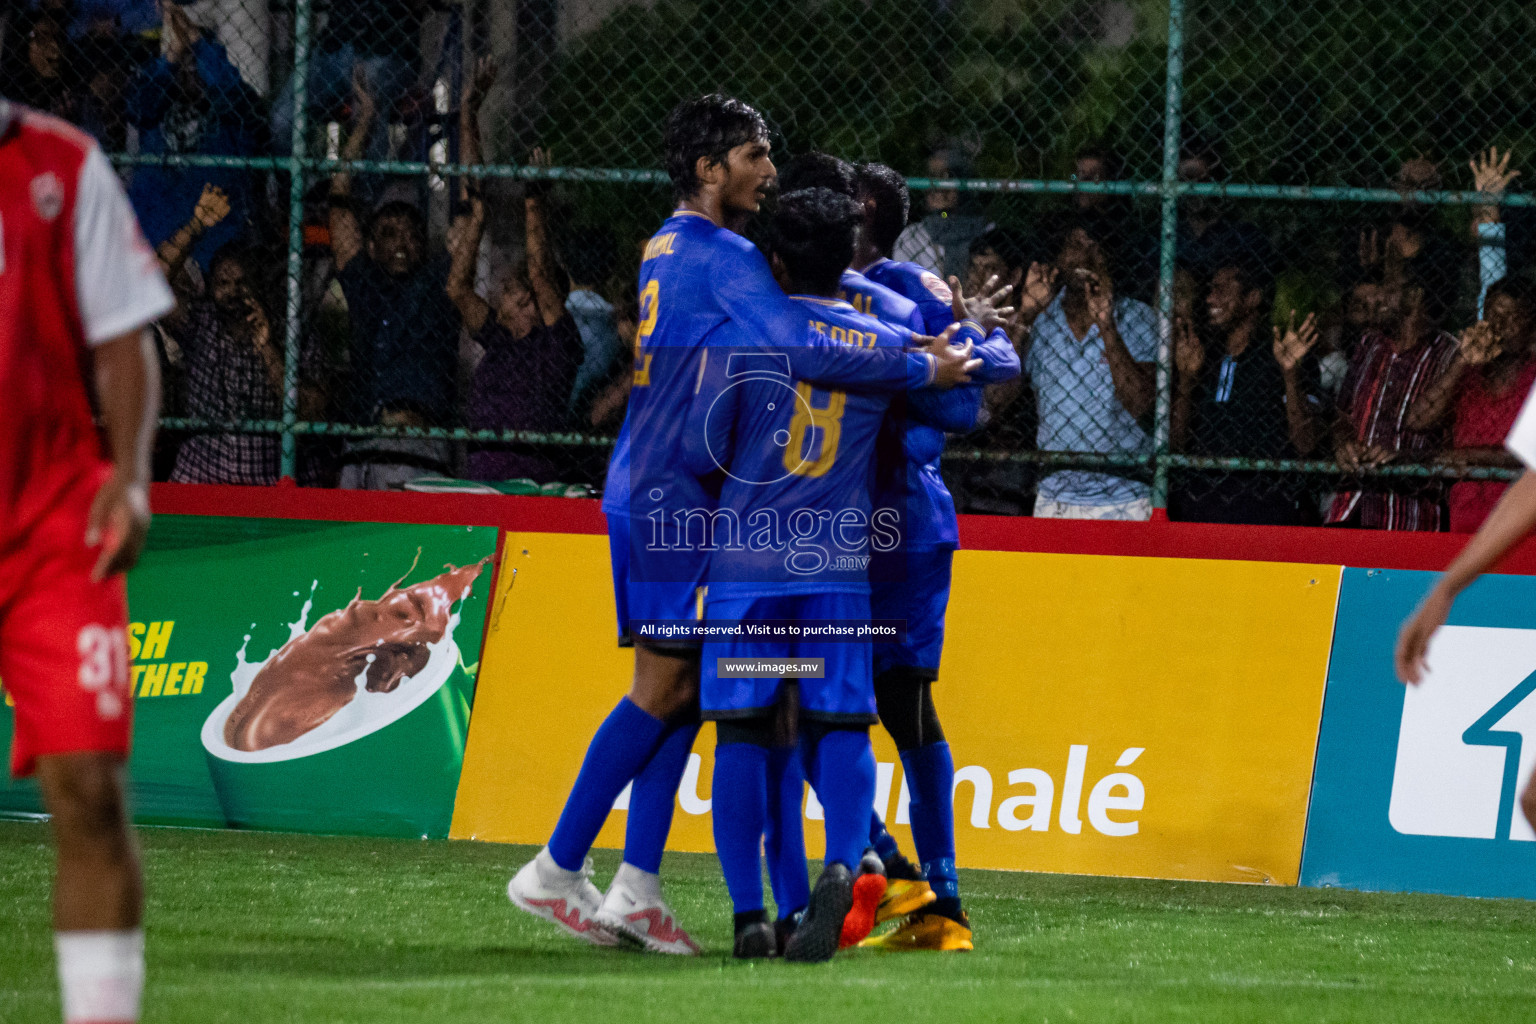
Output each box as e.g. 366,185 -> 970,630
223,556 -> 489,753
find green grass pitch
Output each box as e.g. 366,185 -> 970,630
3,821 -> 1536,1023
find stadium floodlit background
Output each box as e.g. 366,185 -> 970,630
6,0 -> 1536,524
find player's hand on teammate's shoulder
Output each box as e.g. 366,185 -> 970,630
914,324 -> 981,389
86,471 -> 151,583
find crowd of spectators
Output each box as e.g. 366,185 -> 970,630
1,1 -> 628,493
948,136 -> 1536,533
5,0 -> 1536,530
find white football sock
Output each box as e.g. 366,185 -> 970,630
54,929 -> 144,1024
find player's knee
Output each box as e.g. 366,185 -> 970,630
874,669 -> 944,752
39,755 -> 130,851
629,645 -> 701,718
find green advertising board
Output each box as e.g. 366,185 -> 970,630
0,516 -> 498,839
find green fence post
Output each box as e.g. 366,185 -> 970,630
1151,0 -> 1186,514
279,0 -> 313,481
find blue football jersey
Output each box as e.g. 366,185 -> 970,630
856,256 -> 1022,550
862,257 -> 956,335
686,298 -> 989,598
876,326 -> 1020,550
601,211 -> 935,524
838,269 -> 924,333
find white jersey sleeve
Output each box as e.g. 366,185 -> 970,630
72,146 -> 175,345
1505,378 -> 1536,470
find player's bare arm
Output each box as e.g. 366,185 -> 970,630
87,328 -> 161,582
1396,470 -> 1536,684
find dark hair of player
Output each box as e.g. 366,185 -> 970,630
770,188 -> 862,296
662,94 -> 769,201
779,152 -> 855,197
853,163 -> 909,257
369,200 -> 428,246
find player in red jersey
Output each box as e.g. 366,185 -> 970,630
0,97 -> 173,1024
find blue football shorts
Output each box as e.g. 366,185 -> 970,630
700,590 -> 876,724
869,546 -> 953,679
608,513 -> 708,651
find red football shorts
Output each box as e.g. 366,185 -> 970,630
0,469 -> 134,778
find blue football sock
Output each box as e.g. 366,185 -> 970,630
547,697 -> 665,872
902,741 -> 959,903
764,745 -> 810,917
712,742 -> 769,914
622,719 -> 700,874
812,729 -> 877,871
868,810 -> 900,863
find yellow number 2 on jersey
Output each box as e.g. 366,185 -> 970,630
633,280 -> 659,386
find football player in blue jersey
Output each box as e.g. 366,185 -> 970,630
684,187 -> 997,962
778,152 -> 927,334
506,97 -> 980,955
783,157 -> 1031,950
849,161 -> 1041,951
854,163 -> 960,335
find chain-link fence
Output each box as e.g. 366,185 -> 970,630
5,0 -> 1534,527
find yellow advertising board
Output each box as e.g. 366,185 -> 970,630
452,532 -> 1340,885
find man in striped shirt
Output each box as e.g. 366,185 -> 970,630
1327,273 -> 1459,530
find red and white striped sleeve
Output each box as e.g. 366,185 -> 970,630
72,145 -> 174,345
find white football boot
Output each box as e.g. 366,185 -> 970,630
593,862 -> 701,955
507,847 -> 619,946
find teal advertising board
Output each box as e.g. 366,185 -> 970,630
1302,567 -> 1536,899
0,516 -> 497,839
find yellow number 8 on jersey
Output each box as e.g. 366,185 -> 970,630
783,383 -> 846,478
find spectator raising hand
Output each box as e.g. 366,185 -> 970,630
1458,319 -> 1503,367
1470,146 -> 1520,229
1018,262 -> 1059,321
1404,314 -> 1506,436
1272,311 -> 1320,373
453,139 -> 586,484
161,0 -> 200,66
126,0 -> 258,272
156,184 -> 231,280
1470,146 -> 1521,319
459,54 -> 498,180
1174,315 -> 1203,380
